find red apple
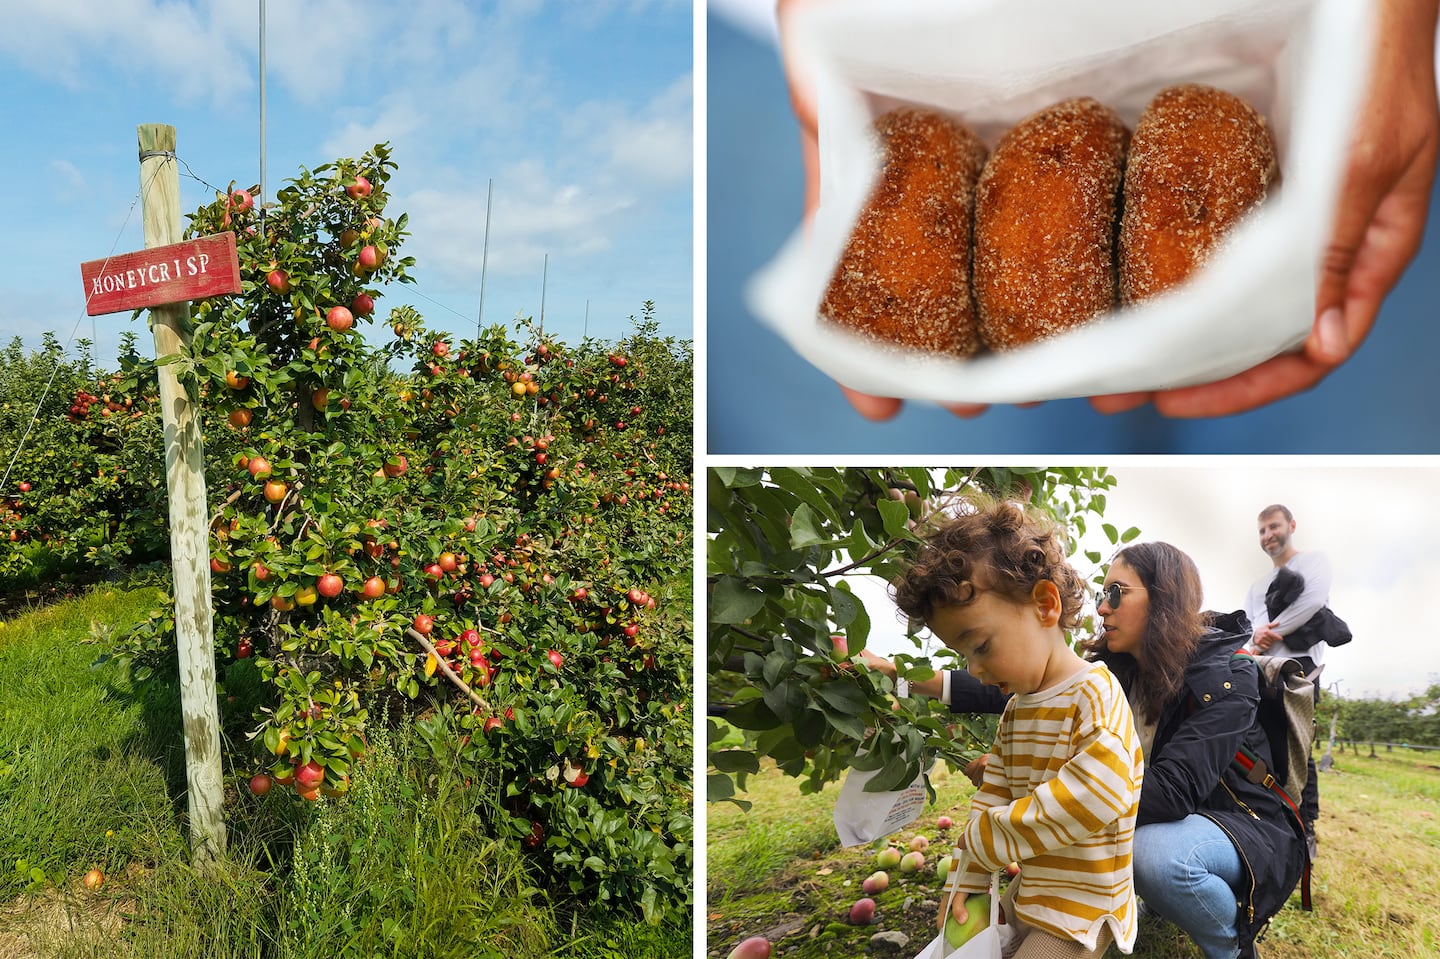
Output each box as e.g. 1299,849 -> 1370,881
413,614 -> 434,635
82,869 -> 105,891
351,292 -> 375,317
849,898 -> 876,925
227,408 -> 253,429
432,340 -> 450,358
346,175 -> 372,199
266,269 -> 290,294
358,244 -> 384,271
726,937 -> 771,959
382,455 -> 408,478
295,761 -> 325,789
263,479 -> 288,503
317,573 -> 344,598
325,305 -> 354,332
547,650 -> 564,670
862,871 -> 889,895
225,370 -> 250,390
247,456 -> 272,480
438,552 -> 458,573
249,773 -> 273,797
230,189 -> 254,211
361,576 -> 386,599
937,816 -> 954,831
237,638 -> 253,659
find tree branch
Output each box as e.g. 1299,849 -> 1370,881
406,626 -> 489,712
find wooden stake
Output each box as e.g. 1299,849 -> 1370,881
138,123 -> 227,865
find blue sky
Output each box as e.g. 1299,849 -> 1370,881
0,0 -> 693,366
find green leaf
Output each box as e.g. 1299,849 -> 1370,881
1103,523 -> 1119,544
723,698 -> 780,731
789,503 -> 828,550
710,750 -> 760,774
814,681 -> 868,716
877,497 -> 912,540
762,650 -> 794,688
865,753 -> 919,793
710,576 -> 765,625
1120,526 -> 1141,543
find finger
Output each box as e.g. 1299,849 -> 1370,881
839,385 -> 904,421
941,402 -> 990,419
1151,350 -> 1329,418
1089,391 -> 1153,415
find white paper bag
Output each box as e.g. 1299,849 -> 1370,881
832,757 -> 931,847
914,871 -> 1003,959
747,0 -> 1374,404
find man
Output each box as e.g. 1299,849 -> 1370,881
1244,504 -> 1327,858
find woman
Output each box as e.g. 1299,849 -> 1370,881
1089,542 -> 1305,959
864,540 -> 1305,958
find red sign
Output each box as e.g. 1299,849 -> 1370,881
80,232 -> 243,316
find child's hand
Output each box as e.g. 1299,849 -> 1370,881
937,893 -> 970,932
964,753 -> 989,787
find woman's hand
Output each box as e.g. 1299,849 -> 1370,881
1098,0 -> 1440,417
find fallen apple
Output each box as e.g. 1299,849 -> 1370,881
82,868 -> 104,890
849,897 -> 876,924
944,894 -> 991,949
899,850 -> 925,874
861,870 -> 889,895
249,773 -> 273,797
876,846 -> 902,870
937,815 -> 954,831
935,854 -> 954,881
909,835 -> 930,853
726,936 -> 771,959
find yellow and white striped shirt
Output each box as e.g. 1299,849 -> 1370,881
956,661 -> 1142,953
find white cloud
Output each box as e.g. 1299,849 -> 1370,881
0,0 -> 252,104
48,159 -> 89,200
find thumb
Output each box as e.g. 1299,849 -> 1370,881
1310,160 -> 1386,366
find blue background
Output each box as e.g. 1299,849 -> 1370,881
707,11 -> 1440,454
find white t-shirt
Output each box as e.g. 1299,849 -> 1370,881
1244,550 -> 1332,667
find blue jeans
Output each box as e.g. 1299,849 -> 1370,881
1133,815 -> 1244,959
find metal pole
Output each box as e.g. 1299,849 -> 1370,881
539,253 -> 548,336
258,0 -> 267,242
476,178 -> 492,337
583,299 -> 589,339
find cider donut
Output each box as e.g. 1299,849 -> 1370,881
820,108 -> 988,356
972,97 -> 1129,350
1120,84 -> 1278,304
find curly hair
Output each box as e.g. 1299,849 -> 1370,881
891,496 -> 1086,630
1084,541 -> 1206,722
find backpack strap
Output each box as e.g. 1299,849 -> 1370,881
1232,742 -> 1313,911
1196,650 -> 1314,912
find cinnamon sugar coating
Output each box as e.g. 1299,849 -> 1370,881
1120,84 -> 1278,304
973,97 -> 1129,351
820,108 -> 988,356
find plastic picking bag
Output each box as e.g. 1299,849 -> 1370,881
832,755 -> 932,847
747,0 -> 1373,404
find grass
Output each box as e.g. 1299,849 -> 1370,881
0,584 -> 690,958
707,750 -> 1440,959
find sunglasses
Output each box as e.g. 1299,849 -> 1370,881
1095,582 -> 1144,610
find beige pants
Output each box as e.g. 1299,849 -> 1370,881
1000,879 -> 1115,959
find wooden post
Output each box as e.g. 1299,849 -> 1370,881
138,123 -> 227,864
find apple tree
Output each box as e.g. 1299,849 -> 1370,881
90,144 -> 692,921
707,466 -> 1122,810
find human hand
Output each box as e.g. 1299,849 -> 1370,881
857,648 -> 897,678
964,753 -> 990,788
1094,0 -> 1440,418
1252,624 -> 1283,652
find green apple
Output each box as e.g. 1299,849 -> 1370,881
900,850 -> 925,873
944,894 -> 990,948
876,846 -> 902,869
935,853 -> 954,881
